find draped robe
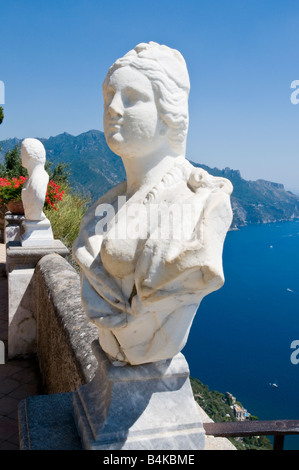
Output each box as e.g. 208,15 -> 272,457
73,157 -> 233,365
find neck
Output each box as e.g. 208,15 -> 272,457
26,161 -> 45,176
122,149 -> 184,197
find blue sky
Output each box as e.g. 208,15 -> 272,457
1,0 -> 299,190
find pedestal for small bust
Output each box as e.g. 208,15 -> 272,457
21,218 -> 54,247
73,341 -> 205,450
6,238 -> 69,359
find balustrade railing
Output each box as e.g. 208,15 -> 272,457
203,419 -> 299,450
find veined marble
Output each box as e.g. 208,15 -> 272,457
73,42 -> 233,365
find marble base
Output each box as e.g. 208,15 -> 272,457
73,341 -> 205,450
21,218 -> 54,247
4,213 -> 25,247
8,268 -> 36,358
18,342 -> 205,450
6,235 -> 69,358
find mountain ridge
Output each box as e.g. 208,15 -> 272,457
1,129 -> 299,228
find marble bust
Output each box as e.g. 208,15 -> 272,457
21,138 -> 49,220
73,42 -> 233,366
20,138 -> 54,246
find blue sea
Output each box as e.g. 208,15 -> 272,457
182,220 -> 299,450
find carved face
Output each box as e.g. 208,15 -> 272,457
103,66 -> 167,158
20,146 -> 28,169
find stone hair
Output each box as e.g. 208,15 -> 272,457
103,42 -> 190,155
21,138 -> 46,164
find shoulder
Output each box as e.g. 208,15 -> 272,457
185,161 -> 233,195
80,181 -> 126,227
178,159 -> 233,227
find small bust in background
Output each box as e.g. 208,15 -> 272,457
21,138 -> 49,220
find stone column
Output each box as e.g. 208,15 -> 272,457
4,213 -> 24,244
6,222 -> 69,358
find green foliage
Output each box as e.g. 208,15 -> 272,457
44,158 -> 87,251
0,107 -> 3,125
0,145 -> 27,178
190,377 -> 235,423
44,183 -> 89,258
226,393 -> 233,407
242,435 -> 273,450
249,414 -> 259,421
45,160 -> 71,185
190,377 -> 273,450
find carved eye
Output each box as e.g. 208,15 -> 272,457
123,87 -> 148,107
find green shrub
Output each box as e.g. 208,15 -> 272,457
44,183 -> 89,251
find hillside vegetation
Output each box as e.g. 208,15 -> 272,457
190,377 -> 273,450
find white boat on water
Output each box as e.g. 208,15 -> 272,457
269,382 -> 279,388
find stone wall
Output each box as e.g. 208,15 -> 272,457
34,253 -> 98,394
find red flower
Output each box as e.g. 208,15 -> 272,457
0,176 -> 63,211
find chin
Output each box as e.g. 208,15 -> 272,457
106,135 -> 124,156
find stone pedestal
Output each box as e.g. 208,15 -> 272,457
8,267 -> 36,358
21,218 -> 54,247
73,341 -> 205,450
4,213 -> 25,246
19,341 -> 205,450
0,339 -> 4,364
6,234 -> 69,359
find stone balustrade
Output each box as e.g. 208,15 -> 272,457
34,254 -> 98,393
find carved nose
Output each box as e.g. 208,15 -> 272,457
108,93 -> 123,117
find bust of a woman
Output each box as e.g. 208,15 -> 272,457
73,42 -> 233,366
